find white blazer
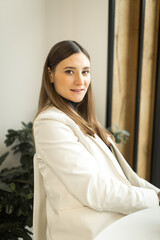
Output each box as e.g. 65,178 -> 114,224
33,107 -> 159,240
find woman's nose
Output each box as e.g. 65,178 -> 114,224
74,73 -> 84,85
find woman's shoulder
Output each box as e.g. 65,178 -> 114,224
33,107 -> 82,139
35,106 -> 63,118
34,106 -> 74,126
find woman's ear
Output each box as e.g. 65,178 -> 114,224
48,67 -> 54,83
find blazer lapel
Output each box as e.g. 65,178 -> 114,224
107,137 -> 143,185
88,135 -> 131,184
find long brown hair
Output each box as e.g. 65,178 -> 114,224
36,40 -> 113,146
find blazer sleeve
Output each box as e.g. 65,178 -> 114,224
109,139 -> 160,194
34,117 -> 159,215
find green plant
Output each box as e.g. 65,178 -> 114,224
107,124 -> 130,144
0,122 -> 34,240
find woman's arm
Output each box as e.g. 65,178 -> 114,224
34,118 -> 159,215
109,138 -> 160,194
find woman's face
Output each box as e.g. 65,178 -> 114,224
51,52 -> 91,103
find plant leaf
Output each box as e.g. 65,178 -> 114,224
0,181 -> 14,192
10,182 -> 16,192
0,152 -> 9,166
6,203 -> 14,214
26,193 -> 33,200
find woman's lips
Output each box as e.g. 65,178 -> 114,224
70,89 -> 84,92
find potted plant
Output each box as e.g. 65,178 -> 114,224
0,122 -> 34,240
107,124 -> 130,144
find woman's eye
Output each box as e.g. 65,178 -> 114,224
65,70 -> 73,74
82,70 -> 90,75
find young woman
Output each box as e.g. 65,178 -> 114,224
33,40 -> 160,240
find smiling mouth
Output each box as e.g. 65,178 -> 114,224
70,89 -> 84,92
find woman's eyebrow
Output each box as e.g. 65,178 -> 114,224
83,66 -> 90,69
63,66 -> 76,70
63,66 -> 90,69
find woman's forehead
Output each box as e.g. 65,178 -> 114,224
57,53 -> 90,69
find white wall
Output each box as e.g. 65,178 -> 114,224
0,0 -> 46,168
0,0 -> 108,168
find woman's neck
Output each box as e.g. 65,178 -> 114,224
67,100 -> 78,110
